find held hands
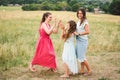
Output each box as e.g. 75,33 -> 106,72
53,18 -> 64,30
53,18 -> 65,32
57,20 -> 61,28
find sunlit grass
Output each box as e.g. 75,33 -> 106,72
0,6 -> 21,11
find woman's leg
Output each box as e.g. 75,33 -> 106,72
84,60 -> 92,75
64,63 -> 69,76
60,63 -> 69,77
80,62 -> 85,74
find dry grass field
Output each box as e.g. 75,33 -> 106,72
0,6 -> 120,80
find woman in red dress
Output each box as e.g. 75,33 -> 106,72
29,12 -> 59,72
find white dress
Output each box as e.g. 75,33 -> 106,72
62,34 -> 78,74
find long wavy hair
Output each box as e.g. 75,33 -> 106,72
62,20 -> 76,41
77,9 -> 86,25
41,12 -> 51,24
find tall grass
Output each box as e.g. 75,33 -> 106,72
0,6 -> 21,11
88,13 -> 120,52
0,7 -> 120,72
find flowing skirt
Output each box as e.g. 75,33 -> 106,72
32,37 -> 57,69
76,36 -> 88,62
62,42 -> 78,74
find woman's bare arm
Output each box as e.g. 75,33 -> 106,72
52,20 -> 61,34
79,24 -> 90,35
42,23 -> 54,35
74,31 -> 79,35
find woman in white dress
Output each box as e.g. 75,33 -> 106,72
60,20 -> 78,78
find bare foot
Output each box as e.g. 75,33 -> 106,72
69,72 -> 77,76
51,69 -> 57,73
84,71 -> 92,76
60,74 -> 69,78
69,72 -> 73,76
29,64 -> 36,72
78,70 -> 85,75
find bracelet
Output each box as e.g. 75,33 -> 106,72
79,33 -> 81,36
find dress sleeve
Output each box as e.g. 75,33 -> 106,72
85,20 -> 89,25
83,20 -> 89,28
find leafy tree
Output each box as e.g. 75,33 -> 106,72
109,0 -> 120,15
22,4 -> 40,11
0,0 -> 9,6
40,1 -> 51,10
100,2 -> 110,13
87,5 -> 94,12
72,3 -> 82,12
55,1 -> 68,11
69,0 -> 78,6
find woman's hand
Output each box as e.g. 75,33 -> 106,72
80,24 -> 90,35
52,19 -> 61,34
74,31 -> 79,36
57,20 -> 61,28
58,21 -> 65,30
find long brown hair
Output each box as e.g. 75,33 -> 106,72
41,12 -> 51,23
77,9 -> 86,25
62,20 -> 76,41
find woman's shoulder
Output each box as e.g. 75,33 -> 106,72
84,19 -> 89,25
84,19 -> 88,22
41,22 -> 46,26
41,22 -> 47,28
40,23 -> 46,30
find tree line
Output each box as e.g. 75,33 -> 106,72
0,0 -> 120,15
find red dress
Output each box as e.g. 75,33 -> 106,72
31,23 -> 57,69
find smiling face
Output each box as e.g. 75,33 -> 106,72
77,10 -> 83,19
77,9 -> 86,21
46,14 -> 52,22
41,12 -> 52,23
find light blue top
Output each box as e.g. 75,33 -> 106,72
65,34 -> 75,44
76,19 -> 89,40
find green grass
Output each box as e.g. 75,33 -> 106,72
98,77 -> 110,80
0,6 -> 120,80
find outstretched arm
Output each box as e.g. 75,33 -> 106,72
42,23 -> 54,35
61,28 -> 66,39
